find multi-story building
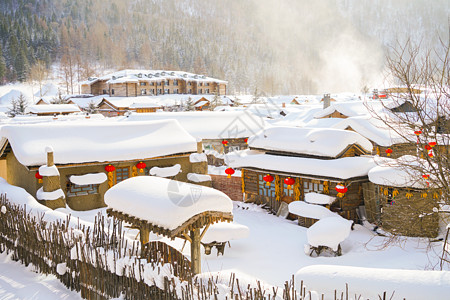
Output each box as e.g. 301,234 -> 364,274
80,70 -> 227,97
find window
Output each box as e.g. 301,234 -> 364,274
303,180 -> 324,194
111,89 -> 115,95
205,89 -> 210,94
141,89 -> 147,95
205,82 -> 210,86
199,89 -> 202,94
199,82 -> 203,86
102,89 -> 107,94
188,89 -> 192,93
67,182 -> 99,197
116,167 -> 130,183
165,80 -> 169,86
174,88 -> 179,93
157,82 -> 162,86
164,89 -> 170,94
158,89 -> 162,94
140,82 -> 146,86
173,80 -> 178,86
229,145 -> 240,152
151,89 -> 155,95
258,174 -> 276,197
150,82 -> 155,86
188,82 -> 192,86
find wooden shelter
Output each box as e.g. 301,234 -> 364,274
104,176 -> 233,274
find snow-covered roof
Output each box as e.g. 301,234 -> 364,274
104,176 -> 233,230
368,155 -> 433,189
313,101 -> 385,119
227,150 -> 376,180
25,104 -> 81,114
248,127 -> 373,158
118,111 -> 267,139
332,116 -> 408,147
1,113 -> 105,125
0,119 -> 197,166
69,95 -> 105,108
129,102 -> 161,109
80,69 -> 227,85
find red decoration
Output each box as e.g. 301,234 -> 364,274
414,130 -> 422,136
35,172 -> 43,183
385,148 -> 393,156
105,164 -> 116,173
136,161 -> 146,173
225,167 -> 235,178
284,177 -> 295,189
428,142 -> 437,148
425,145 -> 432,151
222,140 -> 229,146
244,138 -> 248,144
422,174 -> 430,180
428,150 -> 434,158
263,174 -> 274,186
335,184 -> 348,198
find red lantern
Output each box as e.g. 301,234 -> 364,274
414,130 -> 422,136
335,184 -> 348,198
263,174 -> 274,186
428,142 -> 437,148
136,161 -> 146,173
424,145 -> 432,151
422,174 -> 430,180
244,138 -> 248,144
222,140 -> 229,146
35,172 -> 43,183
428,150 -> 434,158
385,148 -> 393,156
225,167 -> 235,178
284,177 -> 295,189
105,164 -> 116,173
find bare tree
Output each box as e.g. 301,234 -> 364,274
29,60 -> 49,98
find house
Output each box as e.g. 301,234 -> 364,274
24,104 -> 82,116
227,127 -> 376,224
96,97 -> 163,116
80,69 -> 227,97
313,101 -> 384,119
194,97 -> 210,111
35,98 -> 76,105
365,155 -> 440,237
0,119 -> 208,211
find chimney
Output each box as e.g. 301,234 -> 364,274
282,102 -> 286,108
196,138 -> 203,154
39,146 -> 66,210
323,93 -> 331,109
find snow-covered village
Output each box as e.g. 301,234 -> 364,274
0,1 -> 449,299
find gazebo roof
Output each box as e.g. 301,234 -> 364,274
105,176 -> 233,238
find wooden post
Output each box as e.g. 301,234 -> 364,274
190,228 -> 201,274
140,227 -> 149,246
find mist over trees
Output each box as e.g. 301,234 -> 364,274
0,0 -> 448,94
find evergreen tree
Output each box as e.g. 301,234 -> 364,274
209,91 -> 222,111
85,100 -> 98,114
7,93 -> 28,117
15,49 -> 29,82
184,97 -> 195,111
0,45 -> 6,84
51,89 -> 70,104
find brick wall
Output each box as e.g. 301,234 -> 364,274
210,174 -> 243,201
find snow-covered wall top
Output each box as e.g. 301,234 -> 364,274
120,111 -> 266,140
248,127 -> 373,157
0,119 -> 197,166
25,104 -> 81,114
104,176 -> 233,230
227,150 -> 376,180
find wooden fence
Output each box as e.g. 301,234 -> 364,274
0,194 -> 392,300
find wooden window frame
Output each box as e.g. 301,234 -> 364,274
115,167 -> 130,184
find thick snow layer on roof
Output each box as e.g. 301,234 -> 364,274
248,127 -> 372,157
129,102 -> 161,108
36,187 -> 65,201
313,101 -> 386,119
202,222 -> 250,244
226,150 -> 376,180
0,119 -> 197,166
304,193 -> 336,205
119,111 -> 266,139
306,217 -> 352,251
187,173 -> 212,182
288,201 -> 338,219
296,265 -> 450,300
302,117 -> 343,129
208,165 -> 242,177
104,176 -> 233,230
149,164 -> 181,177
25,104 -> 81,114
69,173 -> 107,185
38,165 -> 59,176
368,155 -> 432,188
1,113 -> 104,125
190,153 -> 207,163
332,116 -> 408,146
69,95 -> 105,108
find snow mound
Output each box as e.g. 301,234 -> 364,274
69,173 -> 107,185
187,173 -> 211,183
104,176 -> 233,230
202,222 -> 250,244
36,187 -> 65,201
296,265 -> 450,300
304,193 -> 336,205
38,165 -> 59,176
0,89 -> 26,105
288,201 -> 338,219
306,217 -> 352,251
149,164 -> 181,177
189,153 -> 207,163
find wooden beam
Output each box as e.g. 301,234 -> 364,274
199,223 -> 210,240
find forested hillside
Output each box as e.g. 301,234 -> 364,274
0,0 -> 448,94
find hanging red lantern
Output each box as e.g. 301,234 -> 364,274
244,138 -> 248,144
428,141 -> 437,148
105,164 -> 116,173
422,174 -> 430,180
35,172 -> 43,183
284,177 -> 295,189
335,184 -> 348,198
424,145 -> 432,151
136,161 -> 146,173
263,174 -> 274,186
414,130 -> 422,136
222,140 -> 229,146
225,167 -> 235,178
385,148 -> 393,156
428,150 -> 434,158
